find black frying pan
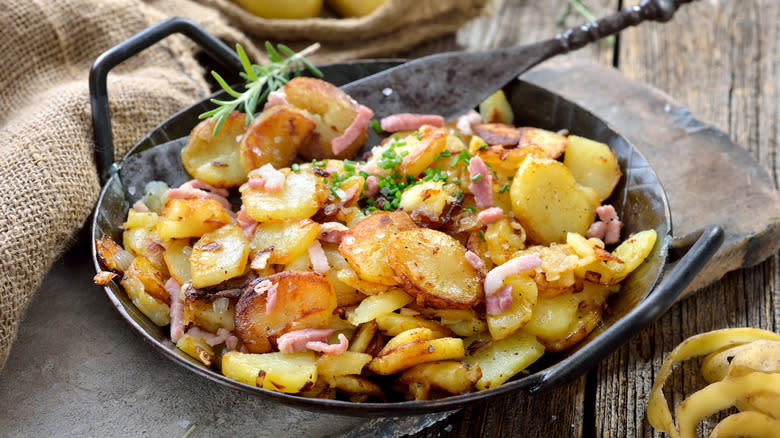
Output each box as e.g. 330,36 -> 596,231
90,18 -> 722,415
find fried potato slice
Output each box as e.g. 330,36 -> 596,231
473,123 -> 523,146
190,224 -> 250,289
563,135 -> 622,202
221,351 -> 317,393
486,274 -> 538,341
375,313 -> 454,338
317,351 -> 372,378
249,219 -> 320,266
397,360 -> 482,400
515,127 -> 568,159
156,198 -> 232,240
479,89 -> 514,125
510,155 -> 600,245
484,217 -> 526,266
463,330 -> 545,390
368,327 -> 465,375
95,234 -> 134,274
164,239 -> 192,284
181,110 -> 248,188
338,211 -> 417,286
120,275 -> 171,327
397,126 -> 449,177
241,168 -> 327,222
122,227 -> 168,275
124,255 -> 169,304
388,228 -> 483,309
176,333 -> 216,366
182,292 -> 235,332
234,271 -> 337,353
281,77 -> 366,160
327,375 -> 386,402
321,243 -> 366,306
239,105 -> 316,171
346,288 -> 414,326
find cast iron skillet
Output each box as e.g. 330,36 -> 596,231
90,18 -> 723,415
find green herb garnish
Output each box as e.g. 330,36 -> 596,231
369,120 -> 383,134
199,42 -> 322,136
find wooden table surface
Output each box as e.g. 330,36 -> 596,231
401,1 -> 779,436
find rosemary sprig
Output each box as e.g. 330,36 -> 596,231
199,42 -> 323,135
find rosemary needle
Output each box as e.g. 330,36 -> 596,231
199,42 -> 323,136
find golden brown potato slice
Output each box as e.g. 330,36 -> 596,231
484,217 -> 526,266
472,144 -> 546,181
239,105 -> 317,171
122,209 -> 158,229
563,135 -> 622,201
346,288 -> 414,325
122,227 -> 168,276
321,243 -> 366,306
164,239 -> 192,285
249,219 -> 320,266
234,271 -> 337,353
124,255 -> 169,304
348,321 -> 378,353
473,123 -> 523,146
388,228 -> 483,309
368,327 -> 465,375
156,198 -> 232,240
240,168 -> 328,222
176,333 -> 216,366
397,360 -> 482,399
281,77 -> 366,160
317,351 -> 372,378
327,375 -> 386,402
516,127 -> 569,159
486,274 -> 538,341
182,291 -> 236,332
338,211 -> 417,286
375,313 -> 454,338
510,155 -> 600,245
397,126 -> 449,177
463,330 -> 545,390
221,351 -> 317,393
190,224 -> 250,289
479,89 -> 514,125
120,275 -> 171,327
181,110 -> 248,188
95,234 -> 134,274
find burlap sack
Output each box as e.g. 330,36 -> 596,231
0,0 -> 256,371
0,0 -> 488,372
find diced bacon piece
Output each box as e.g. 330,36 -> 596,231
468,156 -> 493,208
380,113 -> 445,132
332,105 -> 374,155
248,164 -> 286,193
478,207 -> 503,224
253,279 -> 278,314
464,250 -> 485,272
318,222 -> 349,244
365,175 -> 380,197
237,206 -> 257,238
185,179 -> 229,198
132,200 -> 150,212
486,284 -> 514,316
166,180 -> 232,212
219,328 -> 239,350
187,326 -> 227,347
308,240 -> 330,274
263,89 -> 288,110
587,204 -> 622,244
277,328 -> 334,354
306,333 -> 349,355
484,254 -> 542,297
167,278 -> 185,342
455,110 -> 482,136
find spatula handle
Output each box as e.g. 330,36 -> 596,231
555,0 -> 697,53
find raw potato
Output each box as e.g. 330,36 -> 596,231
221,351 -> 317,393
233,0 -> 323,18
397,360 -> 482,399
338,211 -> 417,286
156,198 -> 232,240
239,105 -> 316,171
463,330 -> 545,390
325,0 -> 386,17
241,168 -> 327,222
368,327 -> 465,375
249,219 -> 320,265
563,135 -> 622,201
190,224 -> 250,289
510,155 -> 600,245
281,77 -> 366,160
234,271 -> 337,353
181,110 -> 248,188
388,228 -> 483,309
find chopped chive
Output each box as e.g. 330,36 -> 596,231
470,174 -> 483,182
456,189 -> 463,198
291,163 -> 300,172
465,206 -> 477,212
479,143 -> 489,150
500,183 -> 509,193
479,230 -> 486,241
369,119 -> 383,134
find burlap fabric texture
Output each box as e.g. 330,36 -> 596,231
0,0 -> 488,371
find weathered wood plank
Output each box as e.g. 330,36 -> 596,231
597,0 -> 780,437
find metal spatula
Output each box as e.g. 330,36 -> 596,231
342,0 -> 697,122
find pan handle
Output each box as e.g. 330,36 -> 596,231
89,17 -> 242,183
528,224 -> 724,393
